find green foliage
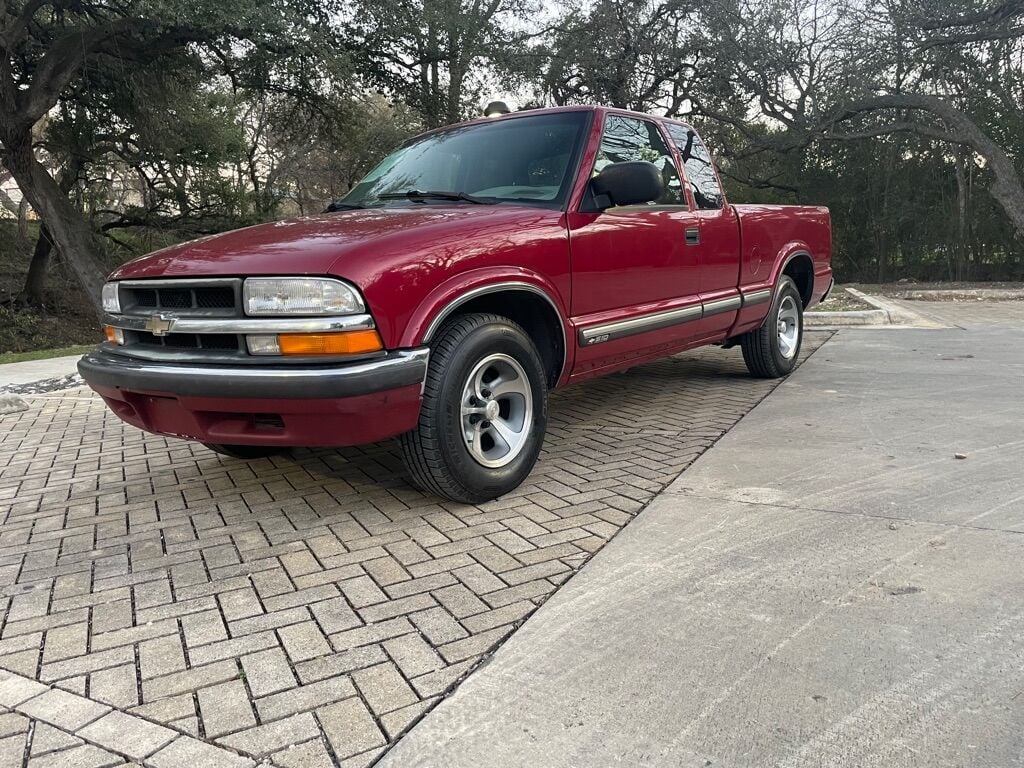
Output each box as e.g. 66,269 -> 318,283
0,222 -> 100,353
2,0 -> 1024,306
348,0 -> 538,127
0,344 -> 95,364
525,0 -> 701,114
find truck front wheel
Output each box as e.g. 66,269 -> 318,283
401,313 -> 548,503
740,275 -> 803,378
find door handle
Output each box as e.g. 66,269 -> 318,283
685,226 -> 700,245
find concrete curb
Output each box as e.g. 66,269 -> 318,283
805,286 -> 892,327
806,307 -> 889,326
894,288 -> 1024,301
806,287 -> 943,329
846,286 -> 917,322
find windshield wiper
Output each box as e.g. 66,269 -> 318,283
377,190 -> 497,205
324,200 -> 366,212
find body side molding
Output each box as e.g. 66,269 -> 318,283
579,289 -> 776,347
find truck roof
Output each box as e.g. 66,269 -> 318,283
408,105 -> 695,144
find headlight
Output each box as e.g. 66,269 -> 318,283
243,277 -> 365,316
101,282 -> 120,313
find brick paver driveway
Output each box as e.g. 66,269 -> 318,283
0,336 -> 826,767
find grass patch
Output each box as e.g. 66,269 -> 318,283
0,344 -> 95,365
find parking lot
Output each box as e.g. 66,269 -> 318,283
0,337 -> 826,767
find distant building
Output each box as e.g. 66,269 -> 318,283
0,175 -> 30,219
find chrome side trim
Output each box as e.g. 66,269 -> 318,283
579,304 -> 702,346
741,289 -> 771,307
422,281 -> 567,381
423,282 -> 563,342
105,313 -> 375,335
702,296 -> 742,317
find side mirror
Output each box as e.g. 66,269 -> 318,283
590,161 -> 663,209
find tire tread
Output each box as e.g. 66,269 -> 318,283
740,275 -> 801,379
400,313 -> 537,502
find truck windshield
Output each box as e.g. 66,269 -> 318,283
340,111 -> 590,209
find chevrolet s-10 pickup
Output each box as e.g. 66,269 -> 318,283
79,105 -> 833,502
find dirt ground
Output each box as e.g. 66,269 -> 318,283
812,288 -> 873,311
0,222 -> 105,355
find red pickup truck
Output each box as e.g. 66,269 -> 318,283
79,106 -> 832,502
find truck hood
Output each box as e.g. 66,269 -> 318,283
110,205 -> 552,280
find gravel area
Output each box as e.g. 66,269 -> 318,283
811,287 -> 873,312
0,372 -> 85,395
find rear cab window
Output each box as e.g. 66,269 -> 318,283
664,123 -> 725,210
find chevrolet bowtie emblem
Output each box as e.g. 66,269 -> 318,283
144,313 -> 176,336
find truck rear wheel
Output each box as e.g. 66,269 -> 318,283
741,275 -> 803,378
400,313 -> 548,503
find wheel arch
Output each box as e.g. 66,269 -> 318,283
416,280 -> 569,389
776,249 -> 815,308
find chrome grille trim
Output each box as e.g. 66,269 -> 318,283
104,313 -> 375,335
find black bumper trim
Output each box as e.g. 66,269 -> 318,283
820,277 -> 835,303
78,348 -> 430,400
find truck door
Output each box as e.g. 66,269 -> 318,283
664,123 -> 741,338
567,113 -> 704,377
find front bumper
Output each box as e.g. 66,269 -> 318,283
78,347 -> 429,399
78,347 -> 429,447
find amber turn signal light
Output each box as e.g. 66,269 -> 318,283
277,330 -> 383,356
104,325 -> 124,345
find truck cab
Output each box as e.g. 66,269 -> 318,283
80,106 -> 833,502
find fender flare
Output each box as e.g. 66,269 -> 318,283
404,273 -> 572,384
771,247 -> 815,304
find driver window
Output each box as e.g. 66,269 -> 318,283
593,116 -> 684,205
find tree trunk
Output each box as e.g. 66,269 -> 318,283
953,149 -> 968,281
18,197 -> 30,242
1,132 -> 106,317
834,94 -> 1024,240
446,62 -> 466,125
18,224 -> 54,306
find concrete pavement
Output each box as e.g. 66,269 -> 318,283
0,354 -> 82,389
379,304 -> 1024,768
0,337 -> 825,766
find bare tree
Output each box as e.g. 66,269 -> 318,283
696,0 -> 1024,239
350,0 -> 537,127
531,0 -> 701,115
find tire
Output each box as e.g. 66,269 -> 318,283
203,444 -> 288,460
741,275 -> 803,378
400,313 -> 548,503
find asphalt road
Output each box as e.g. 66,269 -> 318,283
379,303 -> 1024,768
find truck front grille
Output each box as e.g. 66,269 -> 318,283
121,281 -> 239,316
114,279 -> 245,361
128,330 -> 242,352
